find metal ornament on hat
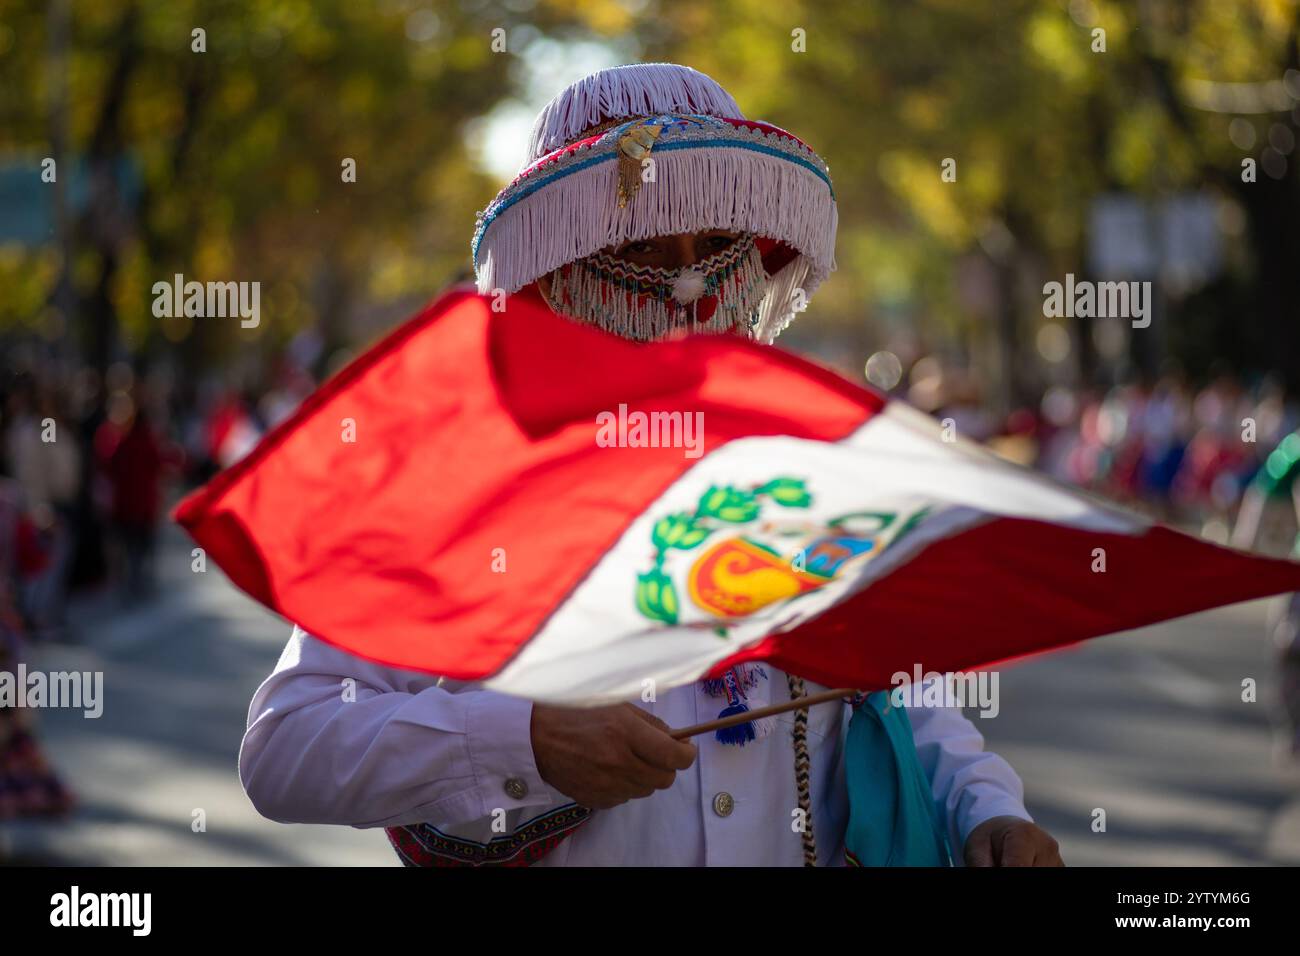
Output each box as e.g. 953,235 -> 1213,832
616,120 -> 663,208
615,115 -> 705,207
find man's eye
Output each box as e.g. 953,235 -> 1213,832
703,234 -> 736,251
620,241 -> 657,256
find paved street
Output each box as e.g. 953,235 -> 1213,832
982,594 -> 1300,866
2,519 -> 1298,866
1,520 -> 395,865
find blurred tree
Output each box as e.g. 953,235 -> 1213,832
0,0 -> 582,377
608,0 -> 1300,401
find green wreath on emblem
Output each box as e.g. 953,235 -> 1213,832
634,477 -> 812,627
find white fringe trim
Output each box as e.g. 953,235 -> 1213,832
476,148 -> 837,340
754,255 -> 817,344
525,63 -> 744,167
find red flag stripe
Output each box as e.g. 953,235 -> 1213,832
719,518 -> 1300,691
174,289 -> 882,678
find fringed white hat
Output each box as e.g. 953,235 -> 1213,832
471,63 -> 837,343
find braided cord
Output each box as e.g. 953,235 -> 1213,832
787,673 -> 818,866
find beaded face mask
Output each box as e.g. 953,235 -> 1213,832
546,232 -> 770,342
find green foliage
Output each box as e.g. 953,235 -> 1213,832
696,485 -> 761,523
635,567 -> 679,624
651,512 -> 711,550
755,477 -> 811,508
633,0 -> 1299,384
3,0 -> 1295,384
0,0 -> 585,356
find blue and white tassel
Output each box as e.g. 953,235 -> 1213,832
708,666 -> 775,746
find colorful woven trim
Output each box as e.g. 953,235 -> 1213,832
698,662 -> 767,698
523,64 -> 743,164
475,115 -> 831,254
386,803 -> 592,868
471,113 -> 837,343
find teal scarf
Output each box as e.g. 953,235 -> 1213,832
842,691 -> 952,867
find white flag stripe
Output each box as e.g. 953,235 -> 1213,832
840,401 -> 1142,533
484,402 -> 1141,703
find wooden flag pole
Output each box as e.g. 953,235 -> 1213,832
670,687 -> 858,740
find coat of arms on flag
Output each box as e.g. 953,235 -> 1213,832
636,477 -> 929,632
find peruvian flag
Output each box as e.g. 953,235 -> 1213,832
175,288 -> 1300,702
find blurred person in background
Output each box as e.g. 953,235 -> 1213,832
986,406 -> 1042,467
1232,426 -> 1300,762
1137,370 -> 1191,519
0,476 -> 73,819
4,380 -> 83,639
1067,388 -> 1109,489
906,356 -> 998,444
1174,373 -> 1254,536
1036,385 -> 1085,483
63,366 -> 110,594
203,388 -> 263,476
94,386 -> 180,602
1097,382 -> 1148,506
257,357 -> 315,431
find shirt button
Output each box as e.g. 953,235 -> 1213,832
504,777 -> 528,800
712,791 -> 735,817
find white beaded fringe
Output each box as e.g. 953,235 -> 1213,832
476,150 -> 837,342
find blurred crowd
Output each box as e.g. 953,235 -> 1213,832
901,362 -> 1300,552
0,345 -> 316,821
912,359 -> 1300,759
0,354 -> 316,620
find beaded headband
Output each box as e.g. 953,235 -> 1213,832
548,231 -> 770,341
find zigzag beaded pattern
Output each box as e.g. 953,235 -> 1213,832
788,673 -> 819,867
552,235 -> 767,341
577,233 -> 758,300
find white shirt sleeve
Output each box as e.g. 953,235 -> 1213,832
904,698 -> 1032,860
239,626 -> 558,829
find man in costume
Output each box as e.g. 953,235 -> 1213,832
239,63 -> 1062,866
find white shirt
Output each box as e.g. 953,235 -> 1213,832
239,626 -> 1031,865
